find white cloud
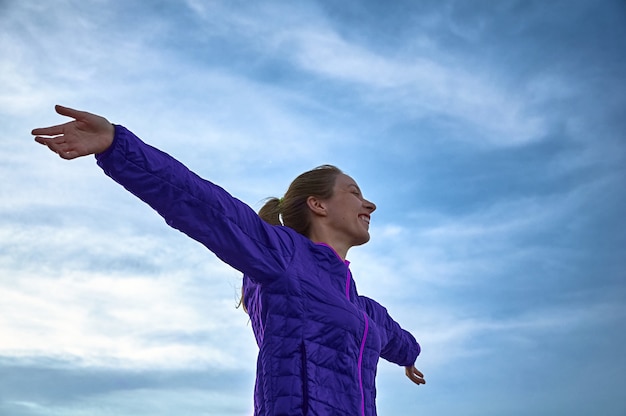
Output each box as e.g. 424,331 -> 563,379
0,268 -> 254,370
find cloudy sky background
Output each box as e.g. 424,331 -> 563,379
1,0 -> 625,415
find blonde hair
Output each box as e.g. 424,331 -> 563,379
259,164 -> 342,237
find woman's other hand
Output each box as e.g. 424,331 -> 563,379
405,365 -> 426,385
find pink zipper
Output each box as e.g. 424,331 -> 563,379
358,311 -> 369,416
346,267 -> 368,416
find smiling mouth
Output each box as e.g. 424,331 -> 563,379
359,214 -> 370,225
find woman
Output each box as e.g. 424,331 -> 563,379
32,105 -> 425,415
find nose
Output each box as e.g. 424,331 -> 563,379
364,198 -> 376,213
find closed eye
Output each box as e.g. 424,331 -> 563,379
348,185 -> 362,197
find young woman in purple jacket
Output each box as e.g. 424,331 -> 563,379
33,105 -> 425,416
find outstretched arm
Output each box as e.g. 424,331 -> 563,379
358,296 -> 425,386
32,105 -> 114,159
32,105 -> 295,281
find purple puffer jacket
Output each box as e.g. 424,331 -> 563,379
96,125 -> 421,415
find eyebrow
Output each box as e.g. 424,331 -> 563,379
347,184 -> 362,193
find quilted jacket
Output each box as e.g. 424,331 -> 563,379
96,125 -> 421,415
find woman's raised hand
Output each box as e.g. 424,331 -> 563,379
32,105 -> 115,159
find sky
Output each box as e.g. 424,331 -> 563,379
1,0 -> 625,415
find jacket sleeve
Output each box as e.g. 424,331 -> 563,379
95,125 -> 295,282
359,296 -> 421,367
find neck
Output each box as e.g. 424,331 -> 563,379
313,239 -> 349,260
309,221 -> 352,261
308,227 -> 349,260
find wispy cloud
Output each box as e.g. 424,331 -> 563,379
282,27 -> 547,146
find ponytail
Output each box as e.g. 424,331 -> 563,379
258,197 -> 282,226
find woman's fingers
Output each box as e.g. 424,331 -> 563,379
55,104 -> 89,120
35,136 -> 60,154
31,105 -> 86,137
34,135 -> 76,159
31,121 -> 72,137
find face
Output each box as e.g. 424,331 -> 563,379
323,174 -> 377,247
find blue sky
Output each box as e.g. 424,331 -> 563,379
1,0 -> 625,415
